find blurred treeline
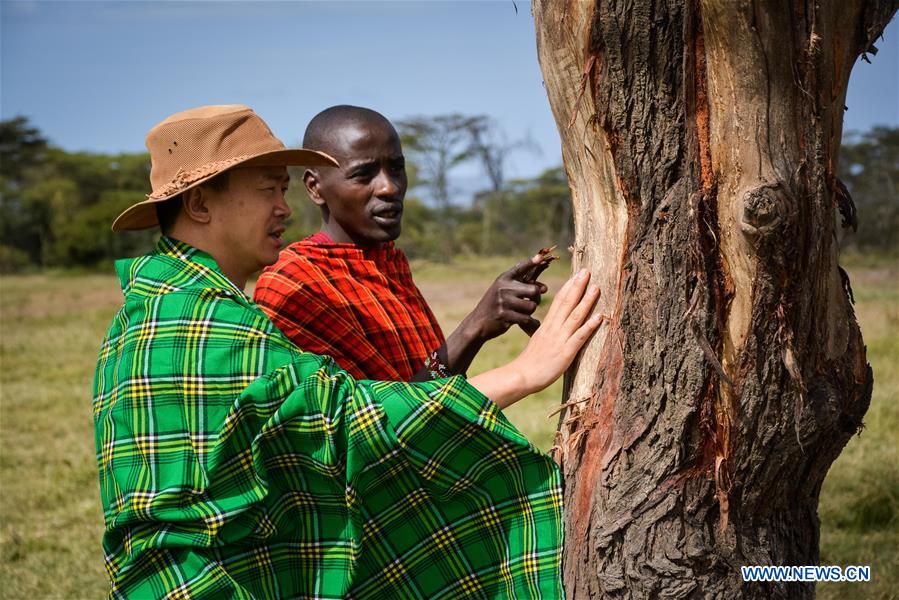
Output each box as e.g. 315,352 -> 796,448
1,115 -> 895,272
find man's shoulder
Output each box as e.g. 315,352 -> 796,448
118,239 -> 244,300
257,241 -> 332,289
105,272 -> 295,367
272,239 -> 314,263
115,249 -> 267,329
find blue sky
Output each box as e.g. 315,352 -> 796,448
2,1 -> 897,185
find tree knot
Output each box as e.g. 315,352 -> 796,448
740,183 -> 794,239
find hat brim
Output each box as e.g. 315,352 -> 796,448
112,148 -> 339,231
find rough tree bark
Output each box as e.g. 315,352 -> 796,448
533,1 -> 896,598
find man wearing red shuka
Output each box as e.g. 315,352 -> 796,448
254,105 -> 551,381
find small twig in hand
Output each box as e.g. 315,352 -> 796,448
520,245 -> 559,283
516,246 -> 561,336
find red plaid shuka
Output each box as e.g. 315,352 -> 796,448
254,232 -> 445,381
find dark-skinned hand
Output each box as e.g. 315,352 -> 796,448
466,254 -> 550,340
410,252 -> 555,382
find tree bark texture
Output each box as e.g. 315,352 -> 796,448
533,1 -> 895,598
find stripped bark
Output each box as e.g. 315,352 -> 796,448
533,1 -> 895,597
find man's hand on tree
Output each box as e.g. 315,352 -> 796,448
468,268 -> 603,408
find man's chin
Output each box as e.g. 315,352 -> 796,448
385,229 -> 401,243
380,223 -> 401,242
348,224 -> 401,247
260,248 -> 282,268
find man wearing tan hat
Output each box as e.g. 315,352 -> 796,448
93,104 -> 603,598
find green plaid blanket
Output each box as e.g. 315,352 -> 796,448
93,237 -> 563,599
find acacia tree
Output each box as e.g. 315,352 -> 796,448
464,116 -> 532,254
533,1 -> 895,598
396,114 -> 482,210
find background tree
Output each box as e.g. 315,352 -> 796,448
0,116 -> 48,182
533,1 -> 896,598
397,114 -> 483,258
397,114 -> 480,209
838,126 -> 899,251
398,113 -> 543,256
1,117 -> 50,266
462,116 -> 538,254
489,166 -> 573,254
0,117 -> 154,270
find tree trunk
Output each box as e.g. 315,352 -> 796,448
533,1 -> 895,598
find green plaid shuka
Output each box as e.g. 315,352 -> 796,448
93,237 -> 563,599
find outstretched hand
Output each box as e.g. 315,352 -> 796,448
465,254 -> 550,341
468,269 -> 603,408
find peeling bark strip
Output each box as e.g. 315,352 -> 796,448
533,1 -> 893,598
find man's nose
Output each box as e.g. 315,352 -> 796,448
274,192 -> 292,219
374,170 -> 401,198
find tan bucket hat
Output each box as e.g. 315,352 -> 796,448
112,104 -> 338,231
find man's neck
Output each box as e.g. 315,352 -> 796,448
318,225 -> 386,249
167,226 -> 249,290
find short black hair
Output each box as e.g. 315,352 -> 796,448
155,170 -> 230,235
302,105 -> 393,156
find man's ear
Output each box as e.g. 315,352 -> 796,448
304,169 -> 326,207
182,187 -> 213,224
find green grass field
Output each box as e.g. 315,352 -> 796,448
1,255 -> 895,598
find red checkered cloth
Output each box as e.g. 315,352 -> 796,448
254,232 -> 445,381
